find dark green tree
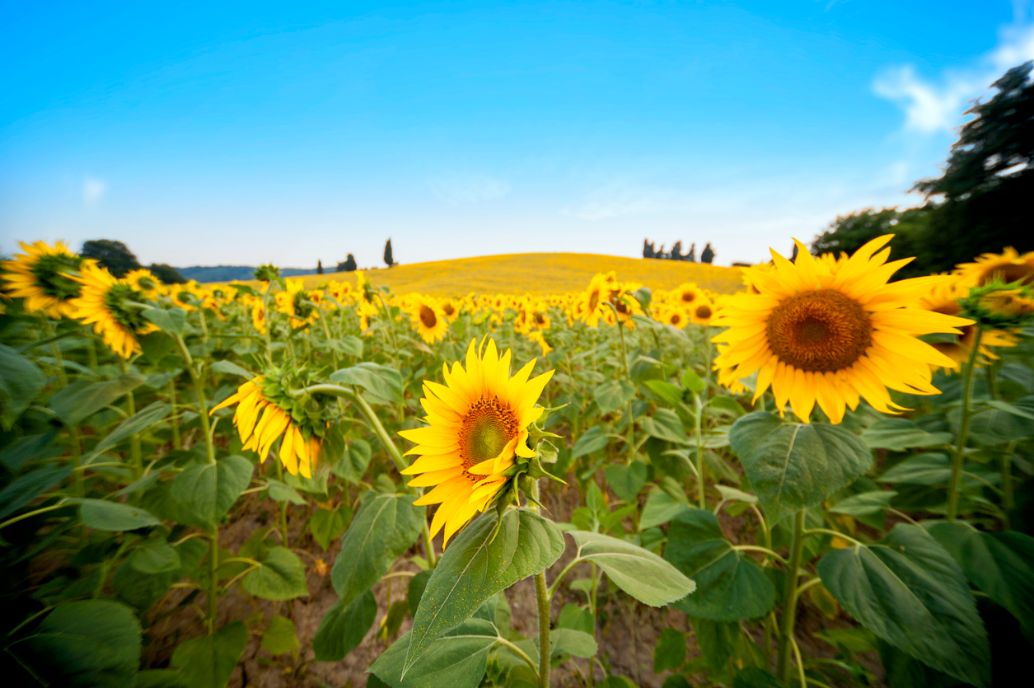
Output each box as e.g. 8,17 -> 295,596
701,242 -> 715,264
384,239 -> 395,268
148,263 -> 186,284
336,253 -> 357,272
80,239 -> 140,277
810,208 -> 900,257
317,259 -> 324,275
914,60 -> 1034,267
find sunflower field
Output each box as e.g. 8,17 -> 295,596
1,237 -> 1033,688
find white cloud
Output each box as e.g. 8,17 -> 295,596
428,175 -> 510,204
82,177 -> 108,205
873,21 -> 1034,135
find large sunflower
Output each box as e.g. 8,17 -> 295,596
712,236 -> 971,423
69,263 -> 158,359
399,338 -> 553,545
211,375 -> 322,478
1,240 -> 85,317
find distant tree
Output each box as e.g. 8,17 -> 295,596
336,253 -> 358,272
643,239 -> 656,258
687,242 -> 697,262
701,242 -> 715,264
81,239 -> 140,277
317,259 -> 324,275
811,208 -> 900,257
913,60 -> 1034,268
670,240 -> 684,261
384,239 -> 395,268
148,263 -> 186,284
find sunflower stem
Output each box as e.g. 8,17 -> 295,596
173,333 -> 221,634
777,510 -> 806,683
529,479 -> 551,688
947,325 -> 982,521
120,358 -> 143,479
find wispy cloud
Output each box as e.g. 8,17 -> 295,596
428,175 -> 510,204
873,17 -> 1034,135
82,177 -> 108,205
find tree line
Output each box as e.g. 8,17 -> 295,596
643,239 -> 716,263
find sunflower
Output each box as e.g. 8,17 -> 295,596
410,297 -> 449,344
689,298 -> 715,326
712,236 -> 972,423
275,278 -> 320,330
675,282 -> 702,306
211,374 -> 324,478
580,272 -> 615,327
956,247 -> 1034,287
526,329 -> 552,355
659,306 -> 688,329
399,338 -> 553,545
124,268 -> 162,298
1,240 -> 86,318
69,263 -> 159,359
919,279 -> 1018,371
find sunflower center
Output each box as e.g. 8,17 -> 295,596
460,397 -> 519,467
419,305 -> 438,329
588,289 -> 600,312
766,289 -> 872,372
681,291 -> 696,303
696,304 -> 712,320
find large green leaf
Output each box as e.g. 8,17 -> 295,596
927,521 -> 1034,638
570,426 -> 608,459
372,619 -> 498,688
569,529 -> 695,607
50,373 -> 145,426
79,498 -> 161,531
331,492 -> 424,608
663,508 -> 775,620
404,509 -> 563,674
87,401 -> 171,460
313,589 -> 377,661
129,540 -> 181,574
818,524 -> 989,687
729,412 -> 871,523
22,599 -> 142,687
639,489 -> 687,530
603,461 -> 648,502
242,546 -> 308,600
170,622 -> 247,688
261,616 -> 300,655
0,343 -> 46,430
642,408 -> 691,445
861,418 -> 952,451
0,463 -> 71,521
170,455 -> 253,527
594,379 -> 635,414
330,362 -> 403,405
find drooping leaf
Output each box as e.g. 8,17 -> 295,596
79,499 -> 161,531
571,426 -> 608,459
594,379 -> 635,414
208,360 -> 253,379
50,373 -> 145,427
861,418 -> 952,451
927,521 -> 1034,639
404,509 -> 563,673
818,524 -> 989,687
0,343 -> 47,429
170,455 -> 253,527
603,461 -> 648,502
129,540 -> 181,574
331,493 -> 424,608
729,412 -> 872,523
313,590 -> 377,661
0,463 -> 71,521
569,529 -> 695,607
170,622 -> 247,688
265,478 -> 306,505
639,489 -> 687,530
551,628 -> 597,658
242,546 -> 308,601
642,408 -> 691,445
87,401 -> 171,460
828,490 -> 898,517
330,362 -> 403,405
664,508 -> 775,620
371,619 -> 498,688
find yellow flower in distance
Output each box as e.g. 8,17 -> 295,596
956,247 -> 1034,287
400,338 -> 553,545
212,376 -> 320,478
1,240 -> 85,318
409,296 -> 448,344
69,262 -> 158,359
713,236 -> 972,423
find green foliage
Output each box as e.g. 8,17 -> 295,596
0,343 -> 46,429
242,546 -> 309,600
170,623 -> 247,688
170,456 -> 253,527
81,239 -> 141,277
372,619 -> 498,688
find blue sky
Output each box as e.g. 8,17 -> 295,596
1,1 -> 1031,267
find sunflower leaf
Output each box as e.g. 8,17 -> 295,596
729,412 -> 872,523
403,508 -> 564,676
372,619 -> 498,688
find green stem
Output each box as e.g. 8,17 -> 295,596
119,359 -> 143,478
173,334 -> 220,634
530,479 -> 551,688
777,510 -> 806,684
694,394 -> 706,508
614,319 -> 635,459
947,326 -> 983,521
1001,440 -> 1016,526
168,378 -> 181,450
0,500 -> 72,530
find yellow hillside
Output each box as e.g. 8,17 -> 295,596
294,253 -> 744,297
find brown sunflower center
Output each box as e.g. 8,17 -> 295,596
766,289 -> 872,372
419,304 -> 438,328
460,397 -> 519,468
588,289 -> 600,312
695,304 -> 712,320
681,290 -> 696,303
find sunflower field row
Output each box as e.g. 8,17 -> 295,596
1,238 -> 1033,688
